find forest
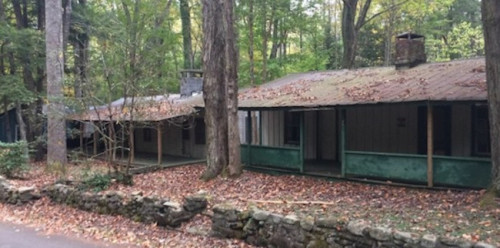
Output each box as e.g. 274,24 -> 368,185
0,0 -> 483,133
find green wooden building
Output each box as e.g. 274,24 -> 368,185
237,57 -> 491,189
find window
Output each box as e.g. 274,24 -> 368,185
284,112 -> 300,145
143,128 -> 152,142
473,105 -> 490,156
195,119 -> 206,145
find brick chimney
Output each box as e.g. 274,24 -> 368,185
395,32 -> 426,69
180,69 -> 203,97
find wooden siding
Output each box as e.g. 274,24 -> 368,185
451,104 -> 471,157
134,122 -> 205,159
304,111 -> 317,159
346,105 -> 419,154
318,110 -> 337,160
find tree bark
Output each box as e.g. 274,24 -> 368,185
224,0 -> 242,177
62,0 -> 72,72
247,0 -> 255,86
261,0 -> 270,83
482,0 -> 500,192
46,0 -> 67,165
341,0 -> 372,69
201,0 -> 228,180
180,0 -> 193,69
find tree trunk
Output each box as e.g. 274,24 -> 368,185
341,0 -> 372,69
341,0 -> 357,69
269,13 -> 279,60
180,0 -> 193,69
224,0 -> 242,177
247,0 -> 255,86
482,0 -> 500,192
46,0 -> 67,165
0,0 -> 5,22
62,0 -> 72,72
261,0 -> 269,83
3,98 -> 11,142
201,0 -> 228,180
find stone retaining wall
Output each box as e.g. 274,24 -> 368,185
211,204 -> 496,248
43,183 -> 207,227
0,176 -> 40,204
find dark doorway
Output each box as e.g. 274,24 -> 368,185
418,105 -> 451,155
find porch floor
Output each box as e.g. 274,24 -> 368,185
303,160 -> 341,177
114,153 -> 205,174
76,148 -> 205,174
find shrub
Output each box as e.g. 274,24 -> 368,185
80,173 -> 112,192
0,141 -> 29,178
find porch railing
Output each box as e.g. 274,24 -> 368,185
345,151 -> 491,188
241,145 -> 301,170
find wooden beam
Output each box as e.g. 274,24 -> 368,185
157,122 -> 162,166
299,111 -> 304,173
427,103 -> 434,187
340,109 -> 346,177
79,122 -> 84,153
130,125 -> 135,163
93,124 -> 98,156
247,110 -> 252,165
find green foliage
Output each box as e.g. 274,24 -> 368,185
0,141 -> 29,178
80,173 -> 112,192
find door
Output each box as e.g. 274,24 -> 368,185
418,105 -> 451,155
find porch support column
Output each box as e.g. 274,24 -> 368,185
259,111 -> 262,145
299,111 -> 304,173
121,127 -> 125,160
427,103 -> 434,187
79,122 -> 84,153
157,122 -> 162,166
246,111 -> 252,166
130,123 -> 135,163
93,123 -> 98,156
340,109 -> 346,177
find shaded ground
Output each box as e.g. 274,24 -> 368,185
5,162 -> 500,247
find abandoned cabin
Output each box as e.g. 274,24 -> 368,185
71,69 -> 206,167
71,33 -> 491,189
237,33 -> 491,189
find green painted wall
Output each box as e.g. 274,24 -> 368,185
345,151 -> 492,188
434,156 -> 491,188
345,151 -> 428,183
241,145 -> 301,170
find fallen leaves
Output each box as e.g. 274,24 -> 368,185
2,162 -> 500,247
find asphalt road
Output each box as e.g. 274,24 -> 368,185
0,222 -> 112,248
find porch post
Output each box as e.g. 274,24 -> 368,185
259,111 -> 262,145
246,110 -> 252,165
427,103 -> 434,187
130,124 -> 135,163
340,109 -> 346,177
93,123 -> 98,156
121,127 -> 125,160
79,122 -> 84,152
157,122 -> 163,166
299,111 -> 304,173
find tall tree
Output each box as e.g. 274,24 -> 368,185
180,0 -> 193,69
247,0 -> 255,86
341,0 -> 372,69
46,0 -> 67,164
201,0 -> 241,180
224,0 -> 241,177
482,0 -> 500,192
201,0 -> 228,179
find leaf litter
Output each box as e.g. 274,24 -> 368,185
2,162 -> 500,247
